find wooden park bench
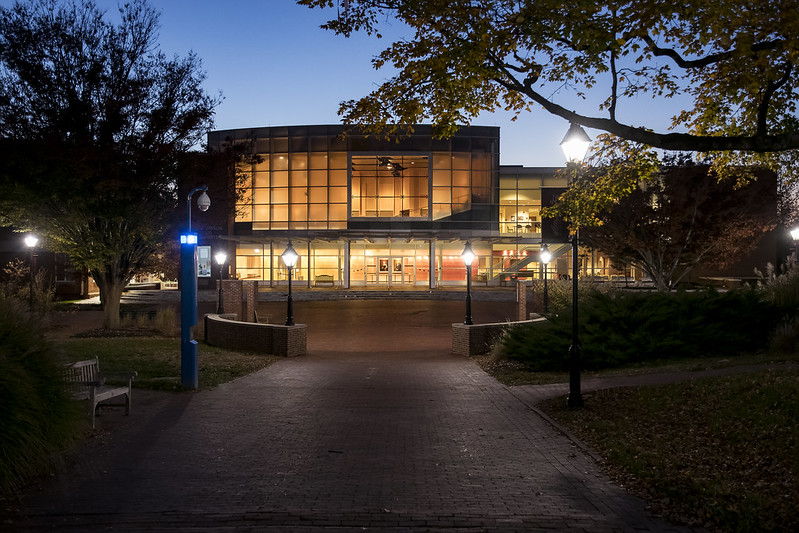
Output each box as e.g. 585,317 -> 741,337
314,274 -> 335,287
63,357 -> 137,428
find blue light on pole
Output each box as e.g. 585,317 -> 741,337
180,185 -> 210,390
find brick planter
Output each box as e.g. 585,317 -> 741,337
204,313 -> 306,357
452,318 -> 547,356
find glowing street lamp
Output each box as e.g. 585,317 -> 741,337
560,123 -> 591,408
215,251 -> 227,314
560,123 -> 591,164
540,244 -> 551,314
282,242 -> 299,326
24,234 -> 38,311
462,241 -> 476,325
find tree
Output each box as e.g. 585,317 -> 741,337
299,1 -> 799,155
0,0 -> 217,328
577,161 -> 777,291
158,140 -> 260,282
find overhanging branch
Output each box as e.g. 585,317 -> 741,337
758,62 -> 793,136
503,75 -> 799,152
641,35 -> 784,70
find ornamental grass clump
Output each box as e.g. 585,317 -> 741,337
756,254 -> 799,313
0,297 -> 83,497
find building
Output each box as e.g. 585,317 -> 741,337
0,124 -> 779,296
207,124 -> 598,289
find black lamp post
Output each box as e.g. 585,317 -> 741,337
560,123 -> 591,409
215,251 -> 227,314
282,242 -> 298,326
540,244 -> 551,314
24,234 -> 38,311
462,241 -> 475,325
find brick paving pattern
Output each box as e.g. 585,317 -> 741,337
4,300 -> 693,532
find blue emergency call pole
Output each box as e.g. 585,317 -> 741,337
180,185 -> 210,390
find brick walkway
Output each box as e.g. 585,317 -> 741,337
4,301 -> 693,532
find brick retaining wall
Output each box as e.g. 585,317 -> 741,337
204,313 -> 306,357
452,317 -> 547,356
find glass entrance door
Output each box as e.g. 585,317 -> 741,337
366,255 -> 415,286
351,241 -> 430,288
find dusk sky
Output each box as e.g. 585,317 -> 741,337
150,0 -> 601,167
11,0 -> 689,167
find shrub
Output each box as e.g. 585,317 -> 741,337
0,259 -> 27,300
502,288 -> 779,371
0,260 -> 55,314
770,316 -> 799,355
0,297 -> 83,496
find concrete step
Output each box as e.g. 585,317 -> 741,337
113,288 -> 519,304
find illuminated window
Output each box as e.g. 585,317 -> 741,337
350,155 -> 429,218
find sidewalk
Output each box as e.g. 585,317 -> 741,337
4,300 -> 696,532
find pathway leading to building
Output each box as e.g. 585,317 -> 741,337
5,300 -> 692,532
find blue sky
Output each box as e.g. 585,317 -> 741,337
8,0 -> 688,167
150,0 -> 602,167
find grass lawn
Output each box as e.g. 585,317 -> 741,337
476,354 -> 799,532
59,336 -> 279,391
475,350 -> 799,386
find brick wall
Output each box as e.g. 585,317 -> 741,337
451,318 -> 547,356
243,280 -> 258,323
219,280 -> 243,320
204,313 -> 307,357
218,280 -> 259,322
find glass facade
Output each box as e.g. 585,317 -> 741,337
207,125 -> 614,288
351,155 -> 429,218
243,144 -> 349,231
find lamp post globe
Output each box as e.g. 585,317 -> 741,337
215,251 -> 227,314
560,123 -> 591,164
282,242 -> 299,326
462,241 -> 476,325
559,123 -> 591,408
